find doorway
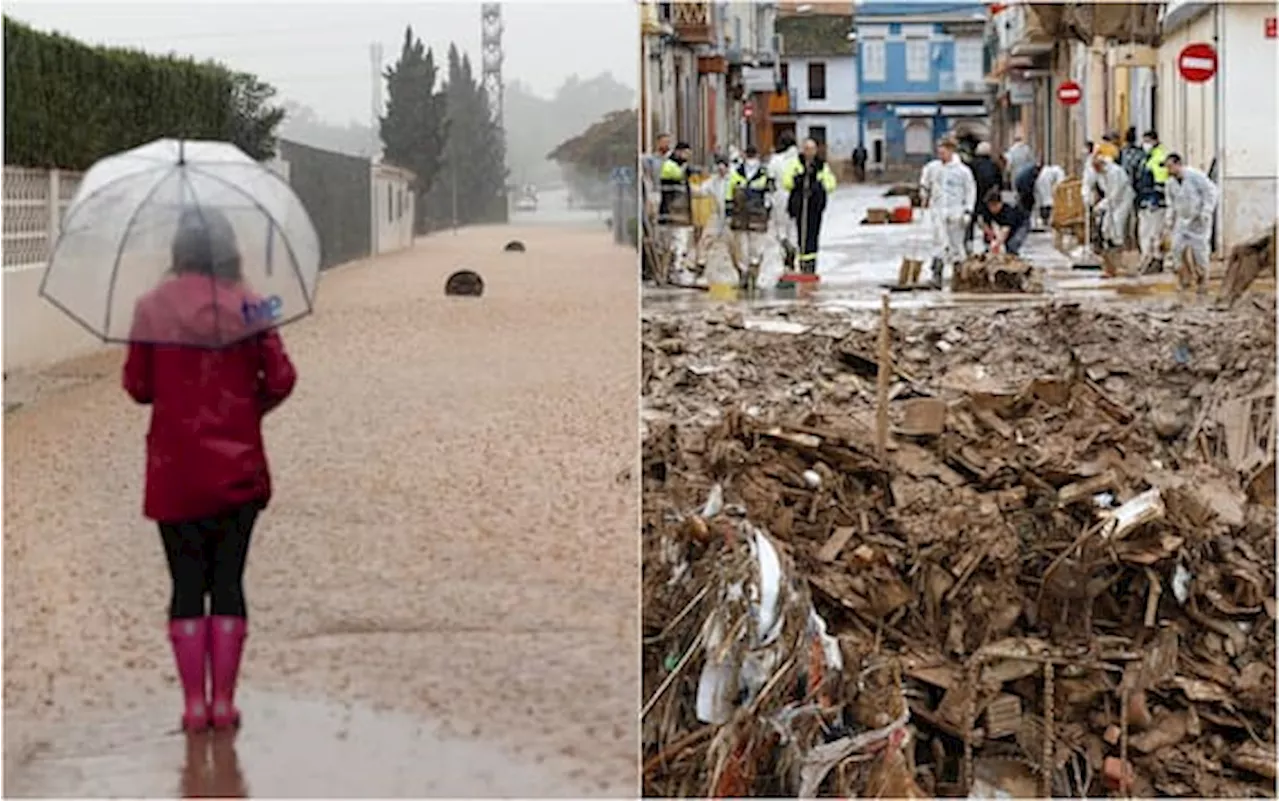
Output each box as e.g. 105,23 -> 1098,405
866,121 -> 886,171
771,123 -> 797,152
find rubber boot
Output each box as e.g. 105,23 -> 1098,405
208,616 -> 247,730
169,618 -> 210,732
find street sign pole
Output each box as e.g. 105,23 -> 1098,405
1175,38 -> 1220,248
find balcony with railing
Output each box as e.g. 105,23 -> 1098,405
640,1 -> 667,36
766,89 -> 796,115
672,1 -> 713,45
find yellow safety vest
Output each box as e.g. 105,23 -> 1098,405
1145,144 -> 1169,185
725,165 -> 771,200
781,159 -> 836,194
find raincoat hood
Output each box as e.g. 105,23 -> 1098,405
131,272 -> 267,347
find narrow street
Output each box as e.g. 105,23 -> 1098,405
4,223 -> 639,797
646,183 -> 1270,310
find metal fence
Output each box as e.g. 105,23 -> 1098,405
2,167 -> 83,270
3,139 -> 376,275
277,139 -> 372,269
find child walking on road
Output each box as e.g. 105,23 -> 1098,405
123,208 -> 297,732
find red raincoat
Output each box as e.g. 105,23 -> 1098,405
122,273 -> 296,523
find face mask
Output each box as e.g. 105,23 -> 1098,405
1142,142 -> 1153,152
745,158 -> 760,171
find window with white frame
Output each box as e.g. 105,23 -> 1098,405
905,38 -> 930,83
861,38 -> 886,82
954,38 -> 984,85
904,120 -> 932,154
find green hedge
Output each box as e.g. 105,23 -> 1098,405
3,16 -> 264,170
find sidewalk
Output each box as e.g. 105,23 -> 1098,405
3,224 -> 640,796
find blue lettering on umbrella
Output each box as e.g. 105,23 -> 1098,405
242,295 -> 283,325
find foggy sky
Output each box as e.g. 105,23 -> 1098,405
6,1 -> 638,124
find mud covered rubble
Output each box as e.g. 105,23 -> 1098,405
641,300 -> 1277,798
950,253 -> 1044,294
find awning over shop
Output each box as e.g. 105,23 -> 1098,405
894,105 -> 938,117
742,66 -> 777,93
1026,2 -> 1162,47
941,105 -> 988,117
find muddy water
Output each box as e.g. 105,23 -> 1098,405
5,690 -> 597,797
4,224 -> 640,797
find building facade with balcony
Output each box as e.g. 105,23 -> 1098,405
770,13 -> 858,165
987,3 -> 1157,173
640,2 -> 779,165
720,2 -> 780,156
853,1 -> 990,173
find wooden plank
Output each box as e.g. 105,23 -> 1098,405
817,526 -> 857,563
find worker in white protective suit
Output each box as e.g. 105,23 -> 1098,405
691,156 -> 737,278
1033,163 -> 1065,230
767,133 -> 800,270
1082,154 -> 1135,274
928,138 -> 977,289
918,156 -> 945,277
1162,152 -> 1219,294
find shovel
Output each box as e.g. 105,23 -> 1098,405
1072,207 -> 1103,270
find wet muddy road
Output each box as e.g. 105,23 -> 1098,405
4,225 -> 640,796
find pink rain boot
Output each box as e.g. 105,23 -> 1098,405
168,618 -> 210,731
208,616 -> 247,730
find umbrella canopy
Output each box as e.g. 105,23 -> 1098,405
40,138 -> 321,348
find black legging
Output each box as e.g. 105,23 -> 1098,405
159,503 -> 259,620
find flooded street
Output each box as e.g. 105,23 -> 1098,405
4,224 -> 640,796
510,186 -> 616,229
646,183 -> 1272,310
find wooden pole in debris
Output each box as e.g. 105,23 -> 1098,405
876,292 -> 891,461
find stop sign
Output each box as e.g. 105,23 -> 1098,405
1177,42 -> 1218,82
1056,81 -> 1082,106
744,103 -> 754,119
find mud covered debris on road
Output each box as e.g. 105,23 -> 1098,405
641,299 -> 1276,798
951,253 -> 1044,294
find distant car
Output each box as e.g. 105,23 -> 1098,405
514,185 -> 538,212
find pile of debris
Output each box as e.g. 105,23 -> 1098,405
952,253 -> 1044,294
1221,223 -> 1277,308
642,300 -> 1276,797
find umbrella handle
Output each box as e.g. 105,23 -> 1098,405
265,218 -> 274,278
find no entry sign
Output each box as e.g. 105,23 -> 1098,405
1056,81 -> 1082,106
743,103 -> 754,119
1177,43 -> 1218,82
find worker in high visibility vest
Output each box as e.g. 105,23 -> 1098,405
657,141 -> 694,279
725,146 -> 773,289
1135,129 -> 1170,273
781,138 -> 837,275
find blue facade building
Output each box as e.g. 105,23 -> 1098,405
854,1 -> 991,171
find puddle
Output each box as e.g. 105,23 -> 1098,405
4,689 -> 612,798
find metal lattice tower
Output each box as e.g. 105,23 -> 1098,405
480,3 -> 505,133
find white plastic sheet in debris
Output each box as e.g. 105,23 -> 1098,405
695,526 -> 842,725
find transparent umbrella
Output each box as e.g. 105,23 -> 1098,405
39,138 -> 321,348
